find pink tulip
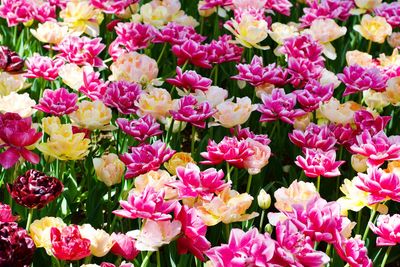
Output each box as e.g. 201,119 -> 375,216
295,79 -> 334,112
200,0 -> 233,10
169,163 -> 229,200
200,137 -> 254,168
258,88 -> 306,124
113,186 -> 177,221
289,123 -> 336,152
284,196 -> 351,244
116,115 -> 162,143
370,214 -> 400,246
35,88 -> 78,116
206,35 -> 243,64
243,138 -> 271,175
265,0 -> 292,16
338,65 -> 386,96
103,81 -> 142,115
354,110 -> 391,135
350,130 -> 400,167
355,167 -> 400,204
206,228 -> 275,266
287,57 -> 324,88
79,70 -> 109,101
153,22 -> 206,46
0,203 -> 17,222
172,40 -> 211,69
120,141 -> 175,179
175,204 -> 211,261
295,148 -> 344,178
232,126 -> 271,146
31,1 -> 56,23
166,67 -> 212,92
0,113 -> 42,169
335,236 -> 372,267
232,56 -> 288,87
274,220 -> 330,267
0,0 -> 34,26
329,123 -> 357,148
56,36 -> 105,67
110,233 -> 139,261
25,54 -> 64,81
90,0 -> 139,14
300,0 -> 354,27
170,95 -> 215,128
280,34 -> 324,65
109,22 -> 156,60
375,2 -> 400,28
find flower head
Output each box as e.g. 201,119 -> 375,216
25,54 -> 64,81
51,225 -> 91,261
335,236 -> 372,267
93,153 -> 125,187
35,88 -> 78,116
29,217 -> 66,255
213,97 -> 256,128
0,113 -> 42,169
114,186 -> 177,221
166,67 -> 212,92
369,214 -> 400,246
69,100 -> 113,131
120,141 -> 175,179
0,203 -> 17,223
295,148 -> 344,178
172,40 -> 211,69
110,233 -> 139,261
103,81 -> 142,115
8,169 -> 63,209
0,46 -> 24,73
354,14 -> 392,43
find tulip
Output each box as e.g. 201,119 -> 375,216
35,88 -> 78,116
110,233 -> 139,261
51,225 -> 91,261
29,217 -> 66,255
7,169 -> 64,209
79,224 -> 114,257
354,14 -> 392,43
0,46 -> 24,73
257,189 -> 271,210
171,40 -> 211,69
25,54 -> 64,81
0,202 -> 17,222
213,97 -> 256,128
166,67 -> 212,92
0,222 -> 36,266
69,100 -> 113,131
205,35 -> 243,64
93,153 -> 125,187
103,81 -> 142,115
375,2 -> 400,28
369,214 -> 400,246
295,148 -> 344,178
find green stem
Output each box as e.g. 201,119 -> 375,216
107,188 -> 112,231
191,125 -> 196,158
259,210 -> 265,232
246,175 -> 253,193
226,162 -> 231,182
356,209 -> 363,234
362,206 -> 377,241
156,250 -> 161,267
26,209 -> 34,231
367,40 -> 372,54
381,246 -> 392,267
224,223 -> 231,240
316,176 -> 321,193
140,251 -> 154,267
157,43 -> 167,65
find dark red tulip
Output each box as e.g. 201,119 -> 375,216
0,222 -> 36,267
7,169 -> 63,209
0,46 -> 24,73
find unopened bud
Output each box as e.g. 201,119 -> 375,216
257,189 -> 271,210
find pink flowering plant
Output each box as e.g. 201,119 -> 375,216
1,0 -> 400,266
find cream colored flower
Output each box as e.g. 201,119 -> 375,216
386,77 -> 400,106
30,21 -> 70,45
378,49 -> 400,68
171,10 -> 199,28
293,112 -> 313,131
128,220 -> 181,251
346,50 -> 374,67
79,224 -> 114,257
308,18 -> 347,60
136,87 -> 172,120
192,86 -> 228,108
109,52 -> 158,85
318,98 -> 361,124
269,22 -> 299,45
213,97 -> 256,128
58,64 -> 94,91
354,15 -> 392,43
93,153 -> 125,187
353,0 -> 382,14
255,83 -> 275,98
274,180 -> 319,212
116,4 -> 139,19
196,187 -> 258,226
0,92 -> 36,117
0,72 -> 27,96
29,217 -> 66,255
164,152 -> 195,175
363,89 -> 390,112
133,170 -> 178,200
198,1 -> 216,17
60,0 -> 104,37
351,154 -> 368,173
224,13 -> 270,49
319,68 -> 341,89
388,32 -> 400,48
69,100 -> 113,131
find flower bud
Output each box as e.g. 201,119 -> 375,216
257,189 -> 271,210
264,223 -> 273,234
